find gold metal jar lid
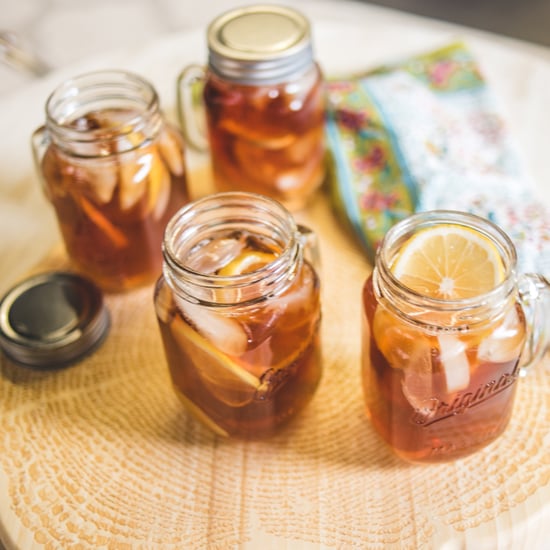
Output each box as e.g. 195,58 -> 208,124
207,4 -> 314,85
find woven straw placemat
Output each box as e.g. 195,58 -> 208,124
0,192 -> 549,549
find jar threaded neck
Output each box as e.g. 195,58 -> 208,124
374,210 -> 519,330
45,70 -> 163,156
162,192 -> 302,307
206,5 -> 314,85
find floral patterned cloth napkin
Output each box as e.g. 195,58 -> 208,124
325,42 -> 550,276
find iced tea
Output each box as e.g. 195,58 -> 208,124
360,211 -> 534,462
155,228 -> 322,438
362,276 -> 526,462
39,108 -> 189,291
203,67 -> 325,210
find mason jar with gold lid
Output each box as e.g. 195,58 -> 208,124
178,5 -> 326,211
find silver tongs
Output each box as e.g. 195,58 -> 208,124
0,31 -> 50,77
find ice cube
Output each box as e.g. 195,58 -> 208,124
239,337 -> 274,376
82,162 -> 118,204
232,135 -> 319,194
373,308 -> 430,370
274,148 -> 324,192
276,264 -> 316,313
249,264 -> 316,337
477,308 -> 524,363
438,334 -> 471,392
185,236 -> 246,274
118,152 -> 150,210
242,304 -> 285,348
402,372 -> 436,414
400,338 -> 434,410
51,151 -> 117,204
93,108 -> 134,129
169,314 -> 259,407
174,296 -> 248,356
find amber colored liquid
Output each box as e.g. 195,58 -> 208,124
362,276 -> 526,462
203,68 -> 326,210
41,110 -> 189,292
155,233 -> 322,438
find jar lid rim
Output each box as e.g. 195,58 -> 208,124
206,5 -> 314,84
0,271 -> 110,369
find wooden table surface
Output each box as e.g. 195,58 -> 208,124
1,3 -> 549,548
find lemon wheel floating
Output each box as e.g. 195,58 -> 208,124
379,222 -> 509,393
391,223 -> 505,300
218,250 -> 276,276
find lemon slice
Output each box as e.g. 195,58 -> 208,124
391,223 -> 505,300
78,196 -> 128,248
148,147 -> 171,220
170,315 -> 261,407
389,223 -> 506,394
175,392 -> 229,437
437,334 -> 470,392
219,250 -> 276,276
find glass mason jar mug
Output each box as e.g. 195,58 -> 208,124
362,210 -> 550,463
154,192 -> 322,438
177,5 -> 326,211
32,70 -> 189,292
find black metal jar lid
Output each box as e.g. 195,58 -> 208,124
0,272 -> 110,369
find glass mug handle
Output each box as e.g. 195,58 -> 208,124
297,224 -> 321,272
176,65 -> 209,152
30,125 -> 52,201
518,273 -> 550,373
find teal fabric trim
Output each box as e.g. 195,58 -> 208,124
324,115 -> 373,256
358,78 -> 419,210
